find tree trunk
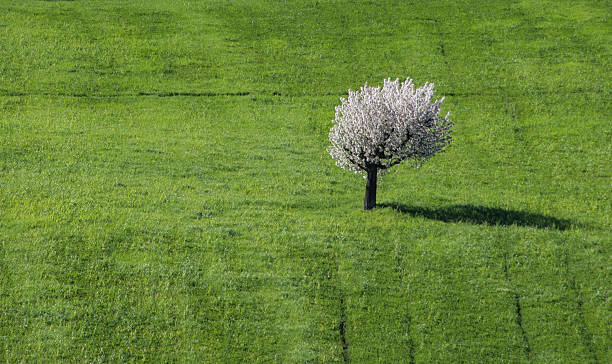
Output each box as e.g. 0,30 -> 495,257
364,167 -> 378,210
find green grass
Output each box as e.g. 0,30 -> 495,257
1,0 -> 610,362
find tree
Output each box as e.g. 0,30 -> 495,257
328,78 -> 453,210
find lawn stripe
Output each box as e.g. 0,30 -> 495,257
566,230 -> 612,363
403,225 -> 526,363
340,229 -> 414,362
502,251 -> 532,360
506,230 -> 597,362
339,295 -> 349,363
393,237 -> 416,364
331,248 -> 350,363
1,89 -> 606,100
564,249 -> 600,363
513,293 -> 531,359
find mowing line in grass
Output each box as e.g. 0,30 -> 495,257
563,250 -> 599,363
338,295 -> 349,363
502,250 -> 532,360
392,239 -> 416,364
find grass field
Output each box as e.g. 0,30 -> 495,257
1,0 -> 610,362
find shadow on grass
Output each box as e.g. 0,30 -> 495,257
380,203 -> 572,230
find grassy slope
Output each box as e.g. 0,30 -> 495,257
1,0 -> 610,362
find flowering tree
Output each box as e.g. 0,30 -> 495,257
328,78 -> 453,210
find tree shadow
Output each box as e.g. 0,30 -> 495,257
380,203 -> 573,230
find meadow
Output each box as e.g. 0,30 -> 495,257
0,0 -> 610,362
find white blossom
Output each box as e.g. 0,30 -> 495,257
328,78 -> 453,178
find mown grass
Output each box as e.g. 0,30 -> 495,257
1,0 -> 610,362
